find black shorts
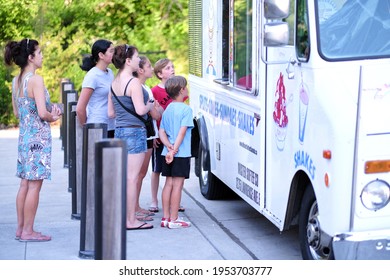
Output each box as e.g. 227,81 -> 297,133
107,130 -> 115,138
162,157 -> 191,179
147,139 -> 153,149
151,144 -> 164,173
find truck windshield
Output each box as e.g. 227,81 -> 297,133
317,0 -> 390,60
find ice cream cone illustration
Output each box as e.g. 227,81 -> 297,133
273,73 -> 288,151
299,83 -> 309,144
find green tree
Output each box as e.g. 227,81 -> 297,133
37,0 -> 188,98
1,0 -> 188,127
0,0 -> 36,127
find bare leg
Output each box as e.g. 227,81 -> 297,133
136,148 -> 152,213
126,152 -> 152,229
20,179 -> 51,240
169,177 -> 185,221
15,179 -> 28,237
150,144 -> 161,209
161,177 -> 173,219
150,171 -> 160,208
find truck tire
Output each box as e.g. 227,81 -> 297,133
194,141 -> 200,177
198,144 -> 225,200
299,186 -> 334,260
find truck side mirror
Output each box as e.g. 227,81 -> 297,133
264,22 -> 289,47
264,0 -> 290,19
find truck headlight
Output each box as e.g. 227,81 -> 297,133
361,179 -> 390,211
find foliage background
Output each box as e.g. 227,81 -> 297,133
0,0 -> 188,127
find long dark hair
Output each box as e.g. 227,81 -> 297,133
80,39 -> 112,71
4,38 -> 39,84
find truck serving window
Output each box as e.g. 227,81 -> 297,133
296,0 -> 310,61
233,0 -> 253,91
317,0 -> 390,60
222,0 -> 253,92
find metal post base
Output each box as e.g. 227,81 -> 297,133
71,213 -> 81,220
79,250 -> 94,259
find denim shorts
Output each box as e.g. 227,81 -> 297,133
115,127 -> 147,154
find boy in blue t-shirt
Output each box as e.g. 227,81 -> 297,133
158,76 -> 193,229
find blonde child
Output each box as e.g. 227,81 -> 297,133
158,76 -> 193,228
150,58 -> 184,212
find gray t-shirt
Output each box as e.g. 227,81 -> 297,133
82,67 -> 115,130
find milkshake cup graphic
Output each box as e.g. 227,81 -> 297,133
275,116 -> 287,150
299,83 -> 309,144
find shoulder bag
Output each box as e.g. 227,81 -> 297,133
111,78 -> 155,138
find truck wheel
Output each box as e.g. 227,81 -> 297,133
198,144 -> 224,200
194,142 -> 200,177
299,186 -> 334,260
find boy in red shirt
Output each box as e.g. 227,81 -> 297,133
150,59 -> 182,212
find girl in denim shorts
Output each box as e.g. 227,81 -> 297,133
108,44 -> 156,230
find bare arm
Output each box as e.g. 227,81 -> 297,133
107,90 -> 116,119
161,126 -> 187,164
30,75 -> 61,122
76,87 -> 93,125
172,126 -> 187,153
129,79 -> 154,116
149,101 -> 163,121
158,126 -> 187,154
158,127 -> 174,151
11,92 -> 18,118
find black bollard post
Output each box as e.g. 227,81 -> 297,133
63,89 -> 78,168
79,123 -> 107,259
60,80 -> 73,146
72,114 -> 84,220
94,139 -> 127,260
68,101 -> 77,193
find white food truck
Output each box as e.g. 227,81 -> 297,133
188,0 -> 390,259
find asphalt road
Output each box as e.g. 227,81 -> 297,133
182,167 -> 302,260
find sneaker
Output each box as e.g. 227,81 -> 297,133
161,217 -> 169,227
167,217 -> 191,229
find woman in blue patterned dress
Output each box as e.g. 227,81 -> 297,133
4,38 -> 62,242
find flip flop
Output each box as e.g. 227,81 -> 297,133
16,231 -> 41,240
127,223 -> 153,230
148,206 -> 159,213
19,233 -> 51,242
136,209 -> 155,216
136,215 -> 153,222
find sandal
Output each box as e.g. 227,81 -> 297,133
127,223 -> 153,230
148,206 -> 159,213
136,212 -> 153,222
178,205 -> 185,212
16,231 -> 41,240
19,233 -> 51,242
137,208 -> 155,216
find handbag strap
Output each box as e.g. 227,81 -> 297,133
111,78 -> 147,124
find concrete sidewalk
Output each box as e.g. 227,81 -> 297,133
0,126 -> 252,260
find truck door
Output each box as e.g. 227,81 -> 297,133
262,0 -> 298,227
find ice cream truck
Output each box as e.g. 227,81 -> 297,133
188,0 -> 390,259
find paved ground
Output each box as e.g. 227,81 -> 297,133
1,127 -> 386,280
0,126 -> 254,261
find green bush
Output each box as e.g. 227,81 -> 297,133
0,64 -> 17,127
